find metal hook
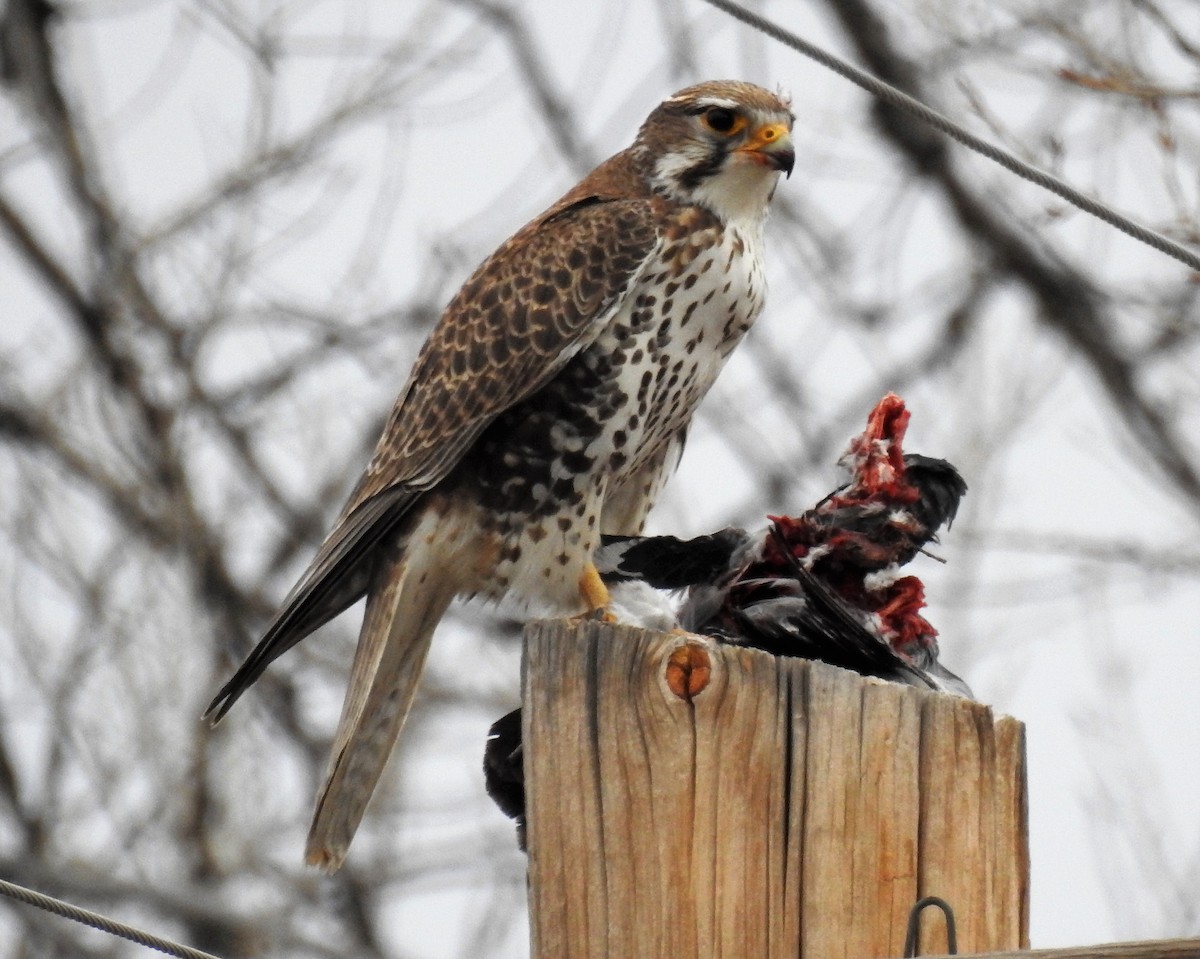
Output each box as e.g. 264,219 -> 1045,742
903,896 -> 958,957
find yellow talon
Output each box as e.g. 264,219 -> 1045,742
578,562 -> 612,616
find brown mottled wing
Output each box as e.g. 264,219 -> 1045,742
346,196 -> 661,507
205,196 -> 661,722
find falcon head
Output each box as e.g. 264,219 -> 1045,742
638,80 -> 795,225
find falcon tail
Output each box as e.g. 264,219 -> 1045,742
204,487 -> 418,725
304,530 -> 459,872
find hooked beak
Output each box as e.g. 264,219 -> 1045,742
736,122 -> 795,178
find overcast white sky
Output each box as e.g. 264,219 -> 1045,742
3,0 -> 1199,955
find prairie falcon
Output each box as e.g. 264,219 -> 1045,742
206,80 -> 795,870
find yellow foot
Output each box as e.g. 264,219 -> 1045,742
576,562 -> 616,622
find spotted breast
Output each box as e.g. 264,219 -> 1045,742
469,204 -> 768,611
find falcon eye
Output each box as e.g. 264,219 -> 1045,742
701,107 -> 742,135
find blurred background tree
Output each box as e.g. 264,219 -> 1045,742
1,0 -> 1197,956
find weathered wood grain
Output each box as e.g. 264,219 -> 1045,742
523,620 -> 1029,959
925,941 -> 1200,959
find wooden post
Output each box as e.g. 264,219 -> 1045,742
924,945 -> 1200,959
523,620 -> 1029,959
